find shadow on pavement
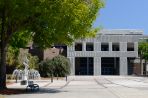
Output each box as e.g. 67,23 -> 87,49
0,88 -> 65,95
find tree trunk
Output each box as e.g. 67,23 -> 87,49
51,74 -> 53,83
140,55 -> 143,75
145,60 -> 147,76
0,3 -> 7,89
0,45 -> 7,89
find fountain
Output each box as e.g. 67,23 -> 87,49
12,69 -> 40,81
28,69 -> 41,79
12,56 -> 40,85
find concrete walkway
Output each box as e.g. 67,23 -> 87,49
4,76 -> 148,98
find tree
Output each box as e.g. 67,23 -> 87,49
39,55 -> 71,82
6,46 -> 19,66
17,53 -> 39,69
27,53 -> 39,69
0,0 -> 104,89
7,31 -> 32,66
138,39 -> 148,75
52,55 -> 70,77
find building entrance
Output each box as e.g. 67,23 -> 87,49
75,57 -> 94,75
101,57 -> 119,75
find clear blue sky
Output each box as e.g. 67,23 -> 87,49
93,0 -> 148,35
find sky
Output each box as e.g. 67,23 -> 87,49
93,0 -> 148,35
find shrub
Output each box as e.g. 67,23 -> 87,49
39,55 -> 71,77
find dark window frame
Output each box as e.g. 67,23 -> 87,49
101,43 -> 109,51
75,43 -> 82,51
127,43 -> 134,51
112,43 -> 120,51
86,43 -> 94,51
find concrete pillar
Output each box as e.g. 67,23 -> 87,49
120,57 -> 127,75
68,57 -> 75,75
72,42 -> 75,51
94,42 -> 101,51
109,42 -> 112,51
83,42 -> 86,51
120,42 -> 127,51
94,57 -> 101,75
68,42 -> 75,52
134,42 -> 138,52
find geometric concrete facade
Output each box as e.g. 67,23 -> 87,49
67,29 -> 145,75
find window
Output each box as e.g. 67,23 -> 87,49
127,43 -> 134,51
75,43 -> 82,51
86,43 -> 94,51
101,43 -> 109,51
112,43 -> 120,51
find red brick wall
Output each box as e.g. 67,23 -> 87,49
43,48 -> 60,60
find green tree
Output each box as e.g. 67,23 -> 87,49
139,39 -> 148,75
38,60 -> 49,77
27,53 -> 39,69
39,58 -> 55,82
52,55 -> 70,77
7,31 -> 32,66
17,53 -> 39,69
0,0 -> 104,89
6,46 -> 19,66
39,55 -> 70,82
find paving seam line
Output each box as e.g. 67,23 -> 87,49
107,88 -> 127,98
60,79 -> 74,89
94,78 -> 107,88
104,78 -> 133,88
94,78 -> 122,98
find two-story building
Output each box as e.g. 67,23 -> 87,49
67,29 -> 147,76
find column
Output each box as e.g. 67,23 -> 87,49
120,42 -> 127,51
94,57 -> 101,75
67,42 -> 75,52
134,42 -> 138,57
134,42 -> 138,51
68,57 -> 75,75
120,57 -> 127,75
83,42 -> 86,51
94,42 -> 101,51
71,42 -> 75,51
109,42 -> 112,51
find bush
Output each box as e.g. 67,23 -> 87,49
39,55 -> 71,77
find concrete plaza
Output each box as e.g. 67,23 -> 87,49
3,76 -> 148,98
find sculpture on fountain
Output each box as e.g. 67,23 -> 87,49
20,56 -> 29,85
12,55 -> 41,85
23,56 -> 29,81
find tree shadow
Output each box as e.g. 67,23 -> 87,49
0,88 -> 67,95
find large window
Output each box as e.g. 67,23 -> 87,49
127,43 -> 134,51
75,43 -> 82,51
86,43 -> 94,51
112,43 -> 120,51
101,43 -> 109,51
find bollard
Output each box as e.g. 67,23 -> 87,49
57,74 -> 58,80
51,74 -> 53,83
65,76 -> 67,82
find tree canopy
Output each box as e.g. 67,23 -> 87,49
0,0 -> 104,89
138,38 -> 148,75
139,39 -> 148,61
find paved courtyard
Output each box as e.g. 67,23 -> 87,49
3,76 -> 148,98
